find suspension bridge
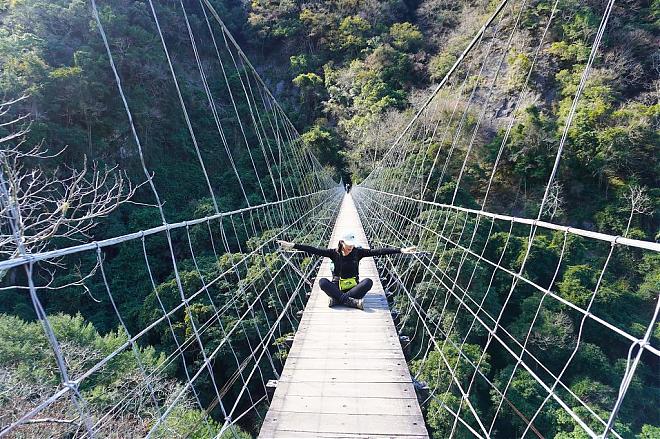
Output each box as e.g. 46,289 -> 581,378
0,0 -> 658,438
260,194 -> 427,438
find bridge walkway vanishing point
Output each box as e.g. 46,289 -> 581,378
259,193 -> 428,438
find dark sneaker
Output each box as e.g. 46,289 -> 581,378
328,297 -> 337,307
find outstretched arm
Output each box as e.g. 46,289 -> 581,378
277,240 -> 335,258
361,247 -> 401,257
361,246 -> 417,257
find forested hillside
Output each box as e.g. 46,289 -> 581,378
1,0 -> 657,238
246,0 -> 658,238
0,0 -> 658,437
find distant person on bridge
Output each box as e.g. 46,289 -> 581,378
277,232 -> 416,310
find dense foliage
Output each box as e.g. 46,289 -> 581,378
0,0 -> 657,437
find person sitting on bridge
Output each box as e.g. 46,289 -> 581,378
277,232 -> 416,310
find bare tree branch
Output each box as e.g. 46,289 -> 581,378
0,99 -> 143,261
542,181 -> 564,220
623,184 -> 652,237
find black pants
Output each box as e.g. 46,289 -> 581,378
319,278 -> 373,304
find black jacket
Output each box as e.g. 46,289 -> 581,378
293,244 -> 401,280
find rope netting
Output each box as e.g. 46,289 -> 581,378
353,0 -> 659,437
1,0 -> 658,437
0,0 -> 339,437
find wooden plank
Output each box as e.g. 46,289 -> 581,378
284,358 -> 407,370
294,324 -> 394,331
289,342 -> 402,352
270,381 -> 418,399
268,395 -> 421,416
302,306 -> 393,313
286,349 -> 403,360
260,412 -> 427,437
279,369 -> 412,383
294,333 -> 398,342
259,194 -> 427,438
261,432 -> 427,439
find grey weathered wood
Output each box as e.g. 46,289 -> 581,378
259,194 -> 428,438
261,412 -> 427,437
268,395 -> 422,416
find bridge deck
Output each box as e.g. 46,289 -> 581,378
259,194 -> 427,438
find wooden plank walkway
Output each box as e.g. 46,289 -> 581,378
259,194 -> 428,438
